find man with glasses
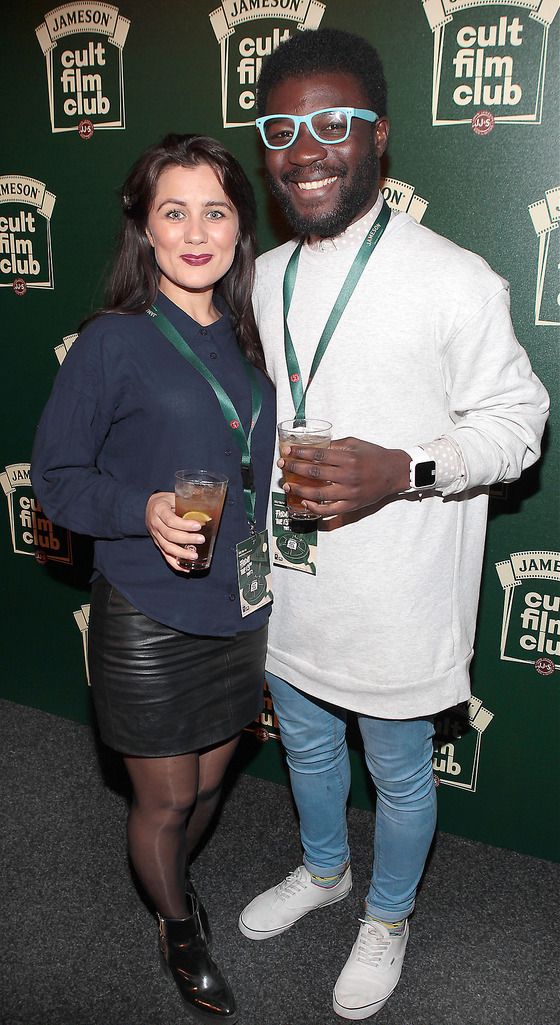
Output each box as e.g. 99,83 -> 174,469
238,27 -> 548,1020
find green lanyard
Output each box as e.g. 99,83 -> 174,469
148,304 -> 262,527
283,200 -> 391,419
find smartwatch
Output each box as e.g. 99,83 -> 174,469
405,446 -> 436,491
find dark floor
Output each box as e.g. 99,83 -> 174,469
1,698 -> 559,1025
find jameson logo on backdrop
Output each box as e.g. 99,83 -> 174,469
54,332 -> 78,364
432,696 -> 494,791
74,603 -> 91,684
209,0 -> 325,127
380,178 -> 429,222
528,185 -> 560,326
0,462 -> 72,564
423,0 -> 559,127
0,176 -> 56,291
495,550 -> 560,673
36,3 -> 130,135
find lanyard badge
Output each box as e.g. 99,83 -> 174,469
271,492 -> 317,575
236,528 -> 273,616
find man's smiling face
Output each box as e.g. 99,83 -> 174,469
263,70 -> 389,239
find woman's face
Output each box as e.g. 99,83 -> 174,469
145,162 -> 239,307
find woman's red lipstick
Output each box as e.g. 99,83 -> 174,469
181,254 -> 212,266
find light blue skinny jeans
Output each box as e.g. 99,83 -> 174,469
267,672 -> 437,923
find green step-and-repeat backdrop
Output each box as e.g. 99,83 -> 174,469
1,0 -> 558,861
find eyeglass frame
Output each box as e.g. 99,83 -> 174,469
255,106 -> 379,150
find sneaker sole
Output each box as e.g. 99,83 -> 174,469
238,883 -> 352,941
332,988 -> 394,1020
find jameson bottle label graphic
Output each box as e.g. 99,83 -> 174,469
246,679 -> 281,741
495,551 -> 560,671
0,176 -> 56,290
379,178 -> 429,222
528,185 -> 560,325
432,696 -> 494,791
209,0 -> 326,127
74,603 -> 91,684
423,0 -> 559,126
54,332 -> 78,364
36,3 -> 130,134
0,462 -> 72,564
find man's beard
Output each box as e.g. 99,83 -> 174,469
266,146 -> 380,238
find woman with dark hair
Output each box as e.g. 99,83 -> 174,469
32,134 -> 276,1023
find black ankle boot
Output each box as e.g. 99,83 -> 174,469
158,896 -> 237,1023
185,876 -> 211,944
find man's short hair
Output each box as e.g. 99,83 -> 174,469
256,27 -> 388,119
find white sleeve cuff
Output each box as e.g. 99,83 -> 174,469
419,437 -> 467,495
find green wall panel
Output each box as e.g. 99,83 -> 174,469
1,0 -> 558,861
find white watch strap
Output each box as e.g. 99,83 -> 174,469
404,446 -> 429,491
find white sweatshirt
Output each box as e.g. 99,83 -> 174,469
253,204 -> 549,718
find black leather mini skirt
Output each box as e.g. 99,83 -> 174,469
88,576 -> 267,757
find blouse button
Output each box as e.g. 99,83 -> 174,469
209,351 -> 217,359
224,449 -> 232,456
200,328 -> 208,336
228,593 -> 236,602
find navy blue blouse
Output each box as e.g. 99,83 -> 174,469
31,292 -> 276,636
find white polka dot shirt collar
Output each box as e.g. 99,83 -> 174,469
306,191 -> 385,253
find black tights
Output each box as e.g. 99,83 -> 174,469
123,735 -> 239,919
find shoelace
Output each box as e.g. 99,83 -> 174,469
275,866 -> 308,901
354,919 -> 391,966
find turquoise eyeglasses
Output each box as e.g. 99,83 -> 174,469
255,107 -> 379,150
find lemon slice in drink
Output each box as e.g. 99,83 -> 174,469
182,510 -> 212,523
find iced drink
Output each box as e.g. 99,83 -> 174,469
175,471 -> 228,570
277,419 -> 332,520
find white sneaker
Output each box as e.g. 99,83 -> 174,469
333,918 -> 409,1019
238,864 -> 352,940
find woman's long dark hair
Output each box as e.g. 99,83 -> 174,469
101,134 -> 265,372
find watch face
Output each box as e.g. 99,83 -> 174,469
415,460 -> 436,488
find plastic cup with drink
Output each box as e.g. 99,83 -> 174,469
174,470 -> 228,570
277,418 -> 332,521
